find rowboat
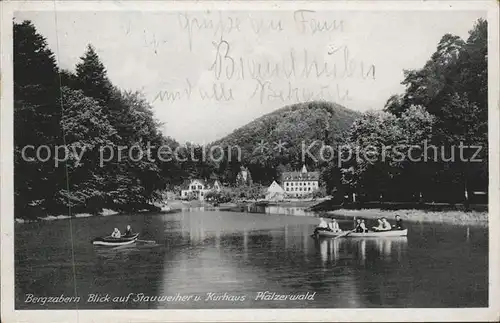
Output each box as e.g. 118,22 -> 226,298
92,233 -> 139,246
316,229 -> 407,238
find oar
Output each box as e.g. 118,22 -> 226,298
334,230 -> 352,240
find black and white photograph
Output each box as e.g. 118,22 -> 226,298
1,1 -> 499,322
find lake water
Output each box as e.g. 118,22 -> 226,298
15,208 -> 488,309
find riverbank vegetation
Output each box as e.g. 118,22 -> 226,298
15,21 -> 186,219
324,19 -> 488,206
14,18 -> 488,220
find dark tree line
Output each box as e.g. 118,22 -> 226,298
14,21 -> 195,218
334,19 -> 488,204
14,18 -> 488,219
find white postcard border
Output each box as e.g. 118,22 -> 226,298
1,1 -> 499,322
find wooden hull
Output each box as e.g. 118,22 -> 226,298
317,229 -> 407,238
92,233 -> 139,246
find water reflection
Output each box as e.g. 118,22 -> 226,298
318,238 -> 344,266
362,237 -> 408,264
359,239 -> 366,265
265,206 -> 315,217
93,244 -> 138,259
317,236 -> 408,268
243,229 -> 248,260
284,225 -> 289,248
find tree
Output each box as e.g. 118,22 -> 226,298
102,90 -> 168,209
75,44 -> 113,106
395,34 -> 465,117
397,105 -> 436,201
14,21 -> 63,218
339,106 -> 436,202
51,87 -> 118,212
437,93 -> 487,202
312,187 -> 327,199
457,19 -> 487,111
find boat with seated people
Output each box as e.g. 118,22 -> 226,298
92,233 -> 139,246
317,229 -> 407,238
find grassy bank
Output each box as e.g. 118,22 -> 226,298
324,208 -> 488,226
167,200 -> 213,209
15,199 -> 227,223
14,206 -> 180,224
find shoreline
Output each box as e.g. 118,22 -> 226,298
14,207 -> 180,224
15,201 -> 489,227
322,208 -> 488,227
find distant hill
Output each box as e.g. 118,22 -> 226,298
212,101 -> 361,183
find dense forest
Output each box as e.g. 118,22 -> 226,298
379,18 -> 488,203
14,18 -> 488,219
15,21 -> 186,218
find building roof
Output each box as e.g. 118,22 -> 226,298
180,179 -> 206,190
267,180 -> 285,193
281,171 -> 320,181
181,179 -> 222,190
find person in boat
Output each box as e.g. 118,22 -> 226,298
372,218 -> 384,231
379,218 -> 392,231
392,215 -> 404,230
313,218 -> 331,234
111,228 -> 121,238
354,219 -> 364,233
328,219 -> 342,233
124,225 -> 133,237
360,219 -> 368,233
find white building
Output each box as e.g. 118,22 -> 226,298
281,165 -> 320,198
265,180 -> 286,201
181,179 -> 222,201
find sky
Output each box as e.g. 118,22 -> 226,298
15,10 -> 485,144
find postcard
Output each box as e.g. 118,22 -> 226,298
1,1 -> 499,322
